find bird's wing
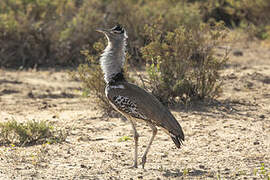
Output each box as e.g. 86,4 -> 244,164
109,94 -> 148,120
106,82 -> 184,147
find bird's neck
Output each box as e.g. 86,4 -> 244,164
108,69 -> 126,85
100,40 -> 126,84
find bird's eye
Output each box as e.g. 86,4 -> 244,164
112,30 -> 123,34
111,25 -> 124,34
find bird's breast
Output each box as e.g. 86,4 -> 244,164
105,84 -> 125,97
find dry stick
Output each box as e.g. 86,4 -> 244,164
138,74 -> 147,90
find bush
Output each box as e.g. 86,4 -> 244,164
201,0 -> 270,29
0,120 -> 66,146
0,0 -> 269,68
0,0 -> 203,68
0,0 -> 76,68
141,20 -> 229,104
0,0 -> 103,68
76,19 -> 228,114
102,0 -> 202,65
58,0 -> 104,66
75,2 -> 228,112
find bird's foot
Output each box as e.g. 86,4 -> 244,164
141,155 -> 147,169
128,162 -> 138,169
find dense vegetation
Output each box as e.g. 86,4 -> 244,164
1,0 -> 269,108
0,0 -> 269,68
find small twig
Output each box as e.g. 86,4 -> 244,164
138,74 -> 147,89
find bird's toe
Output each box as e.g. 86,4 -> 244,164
141,156 -> 147,169
128,164 -> 138,169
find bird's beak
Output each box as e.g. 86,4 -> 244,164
96,28 -> 110,34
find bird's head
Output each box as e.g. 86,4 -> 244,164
96,24 -> 128,44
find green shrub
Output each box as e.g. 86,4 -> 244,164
246,24 -> 270,40
0,0 -> 269,68
74,1 -> 225,112
0,0 -> 78,68
102,0 -> 202,65
58,0 -> 104,65
0,120 -> 66,146
201,0 -> 270,28
0,0 -> 104,68
141,20 -> 229,104
0,0 -> 203,68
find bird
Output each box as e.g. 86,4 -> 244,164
96,24 -> 184,168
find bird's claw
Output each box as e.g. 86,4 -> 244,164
128,163 -> 138,169
142,156 -> 147,169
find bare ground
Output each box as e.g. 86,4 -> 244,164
0,41 -> 269,179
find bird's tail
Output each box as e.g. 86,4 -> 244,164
170,131 -> 184,148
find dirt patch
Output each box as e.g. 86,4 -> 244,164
0,41 -> 269,179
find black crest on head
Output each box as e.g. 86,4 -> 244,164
111,24 -> 124,34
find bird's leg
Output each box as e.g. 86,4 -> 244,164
142,124 -> 157,169
130,121 -> 139,168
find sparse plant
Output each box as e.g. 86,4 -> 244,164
216,172 -> 221,180
254,168 -> 258,176
32,143 -> 50,168
183,168 -> 189,176
0,119 -> 66,146
141,20 -> 229,104
158,165 -> 164,172
118,136 -> 132,142
258,163 -> 270,179
253,163 -> 270,179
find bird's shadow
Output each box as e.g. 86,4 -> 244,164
0,79 -> 22,85
170,98 -> 259,119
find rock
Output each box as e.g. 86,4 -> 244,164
27,91 -> 34,98
259,114 -> 265,119
233,50 -> 243,56
253,141 -> 260,145
199,165 -> 205,169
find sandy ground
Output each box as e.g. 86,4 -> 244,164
0,41 -> 270,179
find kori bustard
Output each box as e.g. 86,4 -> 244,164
97,25 -> 184,168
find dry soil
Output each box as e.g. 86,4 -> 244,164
0,41 -> 269,179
